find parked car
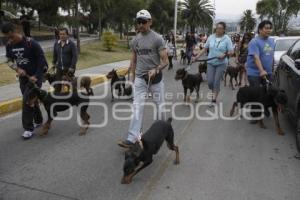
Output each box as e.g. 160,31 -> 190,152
274,36 -> 300,69
274,38 -> 300,150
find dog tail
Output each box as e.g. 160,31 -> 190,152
167,117 -> 172,123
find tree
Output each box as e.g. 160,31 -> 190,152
239,10 -> 257,33
181,0 -> 214,32
148,0 -> 174,34
256,0 -> 300,35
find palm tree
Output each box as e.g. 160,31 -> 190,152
239,10 -> 257,33
182,0 -> 215,33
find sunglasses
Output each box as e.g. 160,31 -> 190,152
136,19 -> 148,25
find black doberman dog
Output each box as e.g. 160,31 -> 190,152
122,118 -> 179,184
175,66 -> 203,103
180,49 -> 187,64
224,65 -> 243,90
106,69 -> 132,102
198,61 -> 207,74
230,85 -> 287,135
27,76 -> 94,136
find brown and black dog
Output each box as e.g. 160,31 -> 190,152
230,85 -> 287,135
28,76 -> 94,136
198,61 -> 207,74
224,65 -> 243,90
107,69 -> 132,102
122,118 -> 179,184
175,66 -> 203,102
180,49 -> 187,64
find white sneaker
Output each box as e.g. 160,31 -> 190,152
22,131 -> 34,139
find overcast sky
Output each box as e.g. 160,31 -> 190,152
214,0 -> 259,18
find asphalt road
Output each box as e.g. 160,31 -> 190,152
0,61 -> 299,200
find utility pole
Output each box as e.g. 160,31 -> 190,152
212,0 -> 216,34
174,0 -> 178,59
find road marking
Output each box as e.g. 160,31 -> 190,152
0,179 -> 80,200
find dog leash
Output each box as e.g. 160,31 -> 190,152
139,73 -> 152,137
194,56 -> 218,62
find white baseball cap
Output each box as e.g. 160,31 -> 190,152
136,9 -> 151,20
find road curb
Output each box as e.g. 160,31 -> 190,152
0,67 -> 128,117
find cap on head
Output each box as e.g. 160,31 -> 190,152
136,9 -> 151,20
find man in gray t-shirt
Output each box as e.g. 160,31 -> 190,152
118,9 -> 169,148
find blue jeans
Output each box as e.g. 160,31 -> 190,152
127,77 -> 166,143
207,63 -> 226,92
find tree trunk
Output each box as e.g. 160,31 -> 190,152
98,3 -> 102,40
75,0 -> 80,53
119,22 -> 123,40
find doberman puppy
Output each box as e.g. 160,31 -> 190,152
27,76 -> 94,136
175,66 -> 202,102
224,65 -> 243,90
230,85 -> 287,135
106,69 -> 132,102
121,118 -> 179,184
180,49 -> 187,64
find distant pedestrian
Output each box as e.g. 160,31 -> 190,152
185,32 -> 197,65
166,32 -> 175,70
54,27 -> 59,40
236,33 -> 252,86
2,22 -> 48,139
20,10 -> 31,37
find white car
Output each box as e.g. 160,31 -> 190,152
274,36 -> 300,68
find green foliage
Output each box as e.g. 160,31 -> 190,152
148,0 -> 174,34
240,10 -> 257,33
256,0 -> 300,35
102,31 -> 118,51
181,0 -> 215,32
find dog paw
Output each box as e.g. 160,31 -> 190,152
277,130 -> 285,135
38,126 -> 49,136
79,128 -> 87,136
121,177 -> 132,184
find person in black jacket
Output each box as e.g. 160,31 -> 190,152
2,22 -> 48,139
52,28 -> 78,93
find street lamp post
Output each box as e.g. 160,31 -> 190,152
174,0 -> 178,59
212,0 -> 215,34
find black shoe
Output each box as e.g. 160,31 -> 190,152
117,140 -> 134,148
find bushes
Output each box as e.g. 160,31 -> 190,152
102,31 -> 118,51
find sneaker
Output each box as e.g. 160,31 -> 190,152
117,140 -> 134,148
22,131 -> 34,140
208,100 -> 217,108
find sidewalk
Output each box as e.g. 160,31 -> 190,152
0,60 -> 130,102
